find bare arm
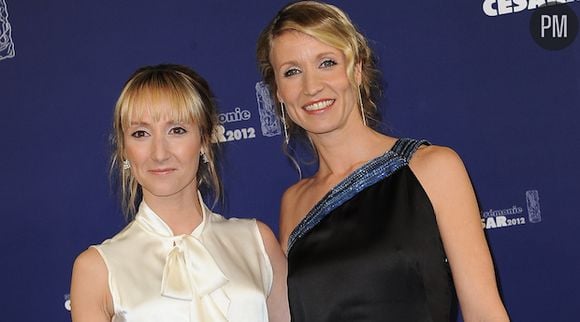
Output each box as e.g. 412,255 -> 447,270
411,146 -> 509,322
257,221 -> 291,322
70,247 -> 113,322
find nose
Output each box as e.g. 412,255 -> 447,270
151,135 -> 170,162
302,71 -> 323,96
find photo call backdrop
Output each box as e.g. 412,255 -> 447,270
0,1 -> 578,321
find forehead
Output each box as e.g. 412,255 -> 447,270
270,31 -> 344,66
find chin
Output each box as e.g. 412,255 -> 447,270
304,123 -> 340,135
143,185 -> 188,199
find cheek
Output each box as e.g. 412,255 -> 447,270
332,70 -> 352,90
123,142 -> 155,169
285,106 -> 300,123
189,151 -> 201,165
276,78 -> 297,101
178,141 -> 202,163
123,144 -> 142,163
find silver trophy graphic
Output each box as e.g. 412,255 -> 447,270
0,0 -> 15,61
255,81 -> 281,137
526,190 -> 542,223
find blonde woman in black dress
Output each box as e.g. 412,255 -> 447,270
257,2 -> 509,321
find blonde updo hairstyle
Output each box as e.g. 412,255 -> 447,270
257,0 -> 380,138
111,64 -> 221,218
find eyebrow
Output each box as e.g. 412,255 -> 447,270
316,51 -> 339,59
127,120 -> 186,126
278,51 -> 341,68
128,121 -> 150,127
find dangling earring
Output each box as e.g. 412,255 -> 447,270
122,160 -> 131,170
200,151 -> 209,164
280,102 -> 289,145
358,87 -> 367,127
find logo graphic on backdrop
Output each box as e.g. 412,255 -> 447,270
483,0 -> 578,16
212,106 -> 257,143
481,189 -> 542,230
255,81 -> 282,138
212,81 -> 283,143
0,0 -> 15,61
482,1 -> 579,50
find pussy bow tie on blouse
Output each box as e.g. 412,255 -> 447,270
160,234 -> 230,321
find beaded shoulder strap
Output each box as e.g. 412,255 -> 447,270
391,138 -> 431,163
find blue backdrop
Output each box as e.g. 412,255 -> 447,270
0,1 -> 578,321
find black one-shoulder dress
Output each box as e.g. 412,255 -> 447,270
287,138 -> 457,322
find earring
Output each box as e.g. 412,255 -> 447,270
280,102 -> 289,145
358,87 -> 367,127
122,160 -> 131,170
200,151 -> 209,164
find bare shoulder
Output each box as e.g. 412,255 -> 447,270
279,178 -> 313,249
72,247 -> 108,282
70,247 -> 113,321
409,144 -> 475,217
282,177 -> 312,201
256,220 -> 279,249
255,220 -> 286,264
409,144 -> 467,179
280,179 -> 307,222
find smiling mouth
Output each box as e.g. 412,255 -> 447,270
303,99 -> 335,112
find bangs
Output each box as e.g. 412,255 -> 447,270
118,76 -> 204,130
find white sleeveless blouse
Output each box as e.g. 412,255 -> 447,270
93,200 -> 273,322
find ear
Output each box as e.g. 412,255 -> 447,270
276,90 -> 283,104
354,62 -> 362,86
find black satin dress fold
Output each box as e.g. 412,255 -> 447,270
287,138 -> 457,322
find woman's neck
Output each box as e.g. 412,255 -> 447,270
142,188 -> 204,235
311,124 -> 395,178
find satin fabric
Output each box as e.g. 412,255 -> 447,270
287,139 -> 456,322
93,198 -> 272,322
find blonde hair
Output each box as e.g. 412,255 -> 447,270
111,64 -> 221,218
257,0 -> 380,137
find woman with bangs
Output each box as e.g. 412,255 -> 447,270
257,1 -> 508,322
70,64 -> 289,322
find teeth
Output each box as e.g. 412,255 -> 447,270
304,100 -> 334,111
